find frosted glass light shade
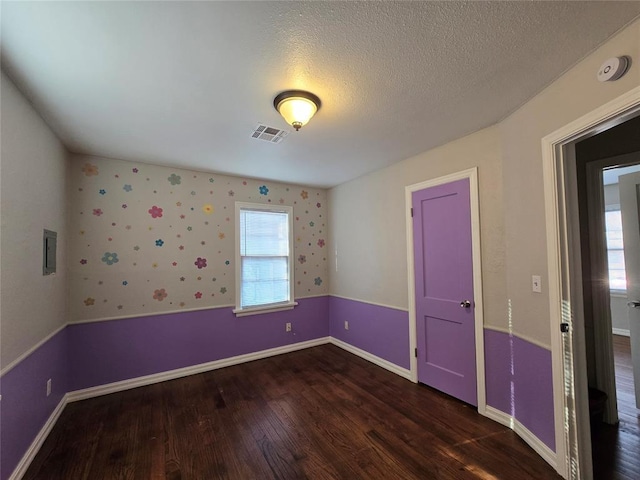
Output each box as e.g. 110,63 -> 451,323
274,90 -> 321,131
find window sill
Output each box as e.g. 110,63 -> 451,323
233,301 -> 298,317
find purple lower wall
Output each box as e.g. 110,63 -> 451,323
68,296 -> 329,391
484,329 -> 555,451
1,328 -> 68,480
3,297 -> 559,480
329,296 -> 410,369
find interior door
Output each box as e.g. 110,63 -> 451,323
619,171 -> 640,409
412,178 -> 477,406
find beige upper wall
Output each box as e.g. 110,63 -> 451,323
329,17 -> 640,347
1,71 -> 69,369
329,125 -> 508,329
501,18 -> 639,346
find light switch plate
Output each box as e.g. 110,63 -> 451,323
532,275 -> 542,293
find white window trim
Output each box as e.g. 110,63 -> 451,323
234,202 -> 295,317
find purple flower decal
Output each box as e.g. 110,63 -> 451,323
298,255 -> 306,264
317,239 -> 325,248
194,257 -> 208,269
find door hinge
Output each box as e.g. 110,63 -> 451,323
411,207 -> 414,217
414,348 -> 418,358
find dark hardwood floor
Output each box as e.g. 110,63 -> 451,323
25,344 -> 561,479
592,335 -> 640,480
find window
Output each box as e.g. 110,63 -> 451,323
234,202 -> 296,316
604,208 -> 626,291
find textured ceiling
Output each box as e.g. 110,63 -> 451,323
2,1 -> 640,188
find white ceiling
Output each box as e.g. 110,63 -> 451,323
2,2 -> 640,188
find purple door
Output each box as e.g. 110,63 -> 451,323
412,178 -> 477,406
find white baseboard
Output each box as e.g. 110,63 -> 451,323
329,337 -> 412,380
67,337 -> 331,402
484,405 -> 558,472
8,394 -> 68,480
612,328 -> 630,337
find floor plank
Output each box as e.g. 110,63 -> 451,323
24,344 -> 561,479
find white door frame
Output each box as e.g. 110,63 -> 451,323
542,86 -> 640,479
405,167 -> 486,414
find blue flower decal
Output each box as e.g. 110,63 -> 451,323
168,174 -> 181,185
155,239 -> 164,247
101,252 -> 119,265
99,189 -> 106,195
259,185 -> 269,195
122,281 -> 128,286
123,184 -> 132,192
314,277 -> 323,286
209,178 -> 215,183
225,260 -> 230,265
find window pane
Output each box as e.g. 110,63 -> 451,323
240,210 -> 289,256
241,256 -> 289,307
605,210 -> 627,290
608,249 -> 626,270
605,211 -> 624,249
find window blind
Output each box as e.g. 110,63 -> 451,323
239,209 -> 290,308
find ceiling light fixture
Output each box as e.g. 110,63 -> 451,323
273,90 -> 321,131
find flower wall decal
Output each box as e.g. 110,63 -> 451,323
101,252 -> 119,265
168,173 -> 182,185
153,288 -> 168,301
202,204 -> 214,214
148,205 -> 164,218
82,163 -> 99,176
68,155 -> 328,321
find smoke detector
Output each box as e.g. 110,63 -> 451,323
251,124 -> 289,144
597,56 -> 630,82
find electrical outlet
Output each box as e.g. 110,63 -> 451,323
285,322 -> 291,332
46,378 -> 52,397
344,320 -> 349,330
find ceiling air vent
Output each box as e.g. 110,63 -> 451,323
251,124 -> 289,144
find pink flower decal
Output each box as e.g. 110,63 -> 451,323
148,205 -> 163,218
93,208 -> 103,216
317,239 -> 325,248
153,288 -> 168,301
194,257 -> 207,269
194,292 -> 203,299
79,259 -> 87,265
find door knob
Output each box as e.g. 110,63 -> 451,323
628,300 -> 640,308
460,300 -> 472,309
